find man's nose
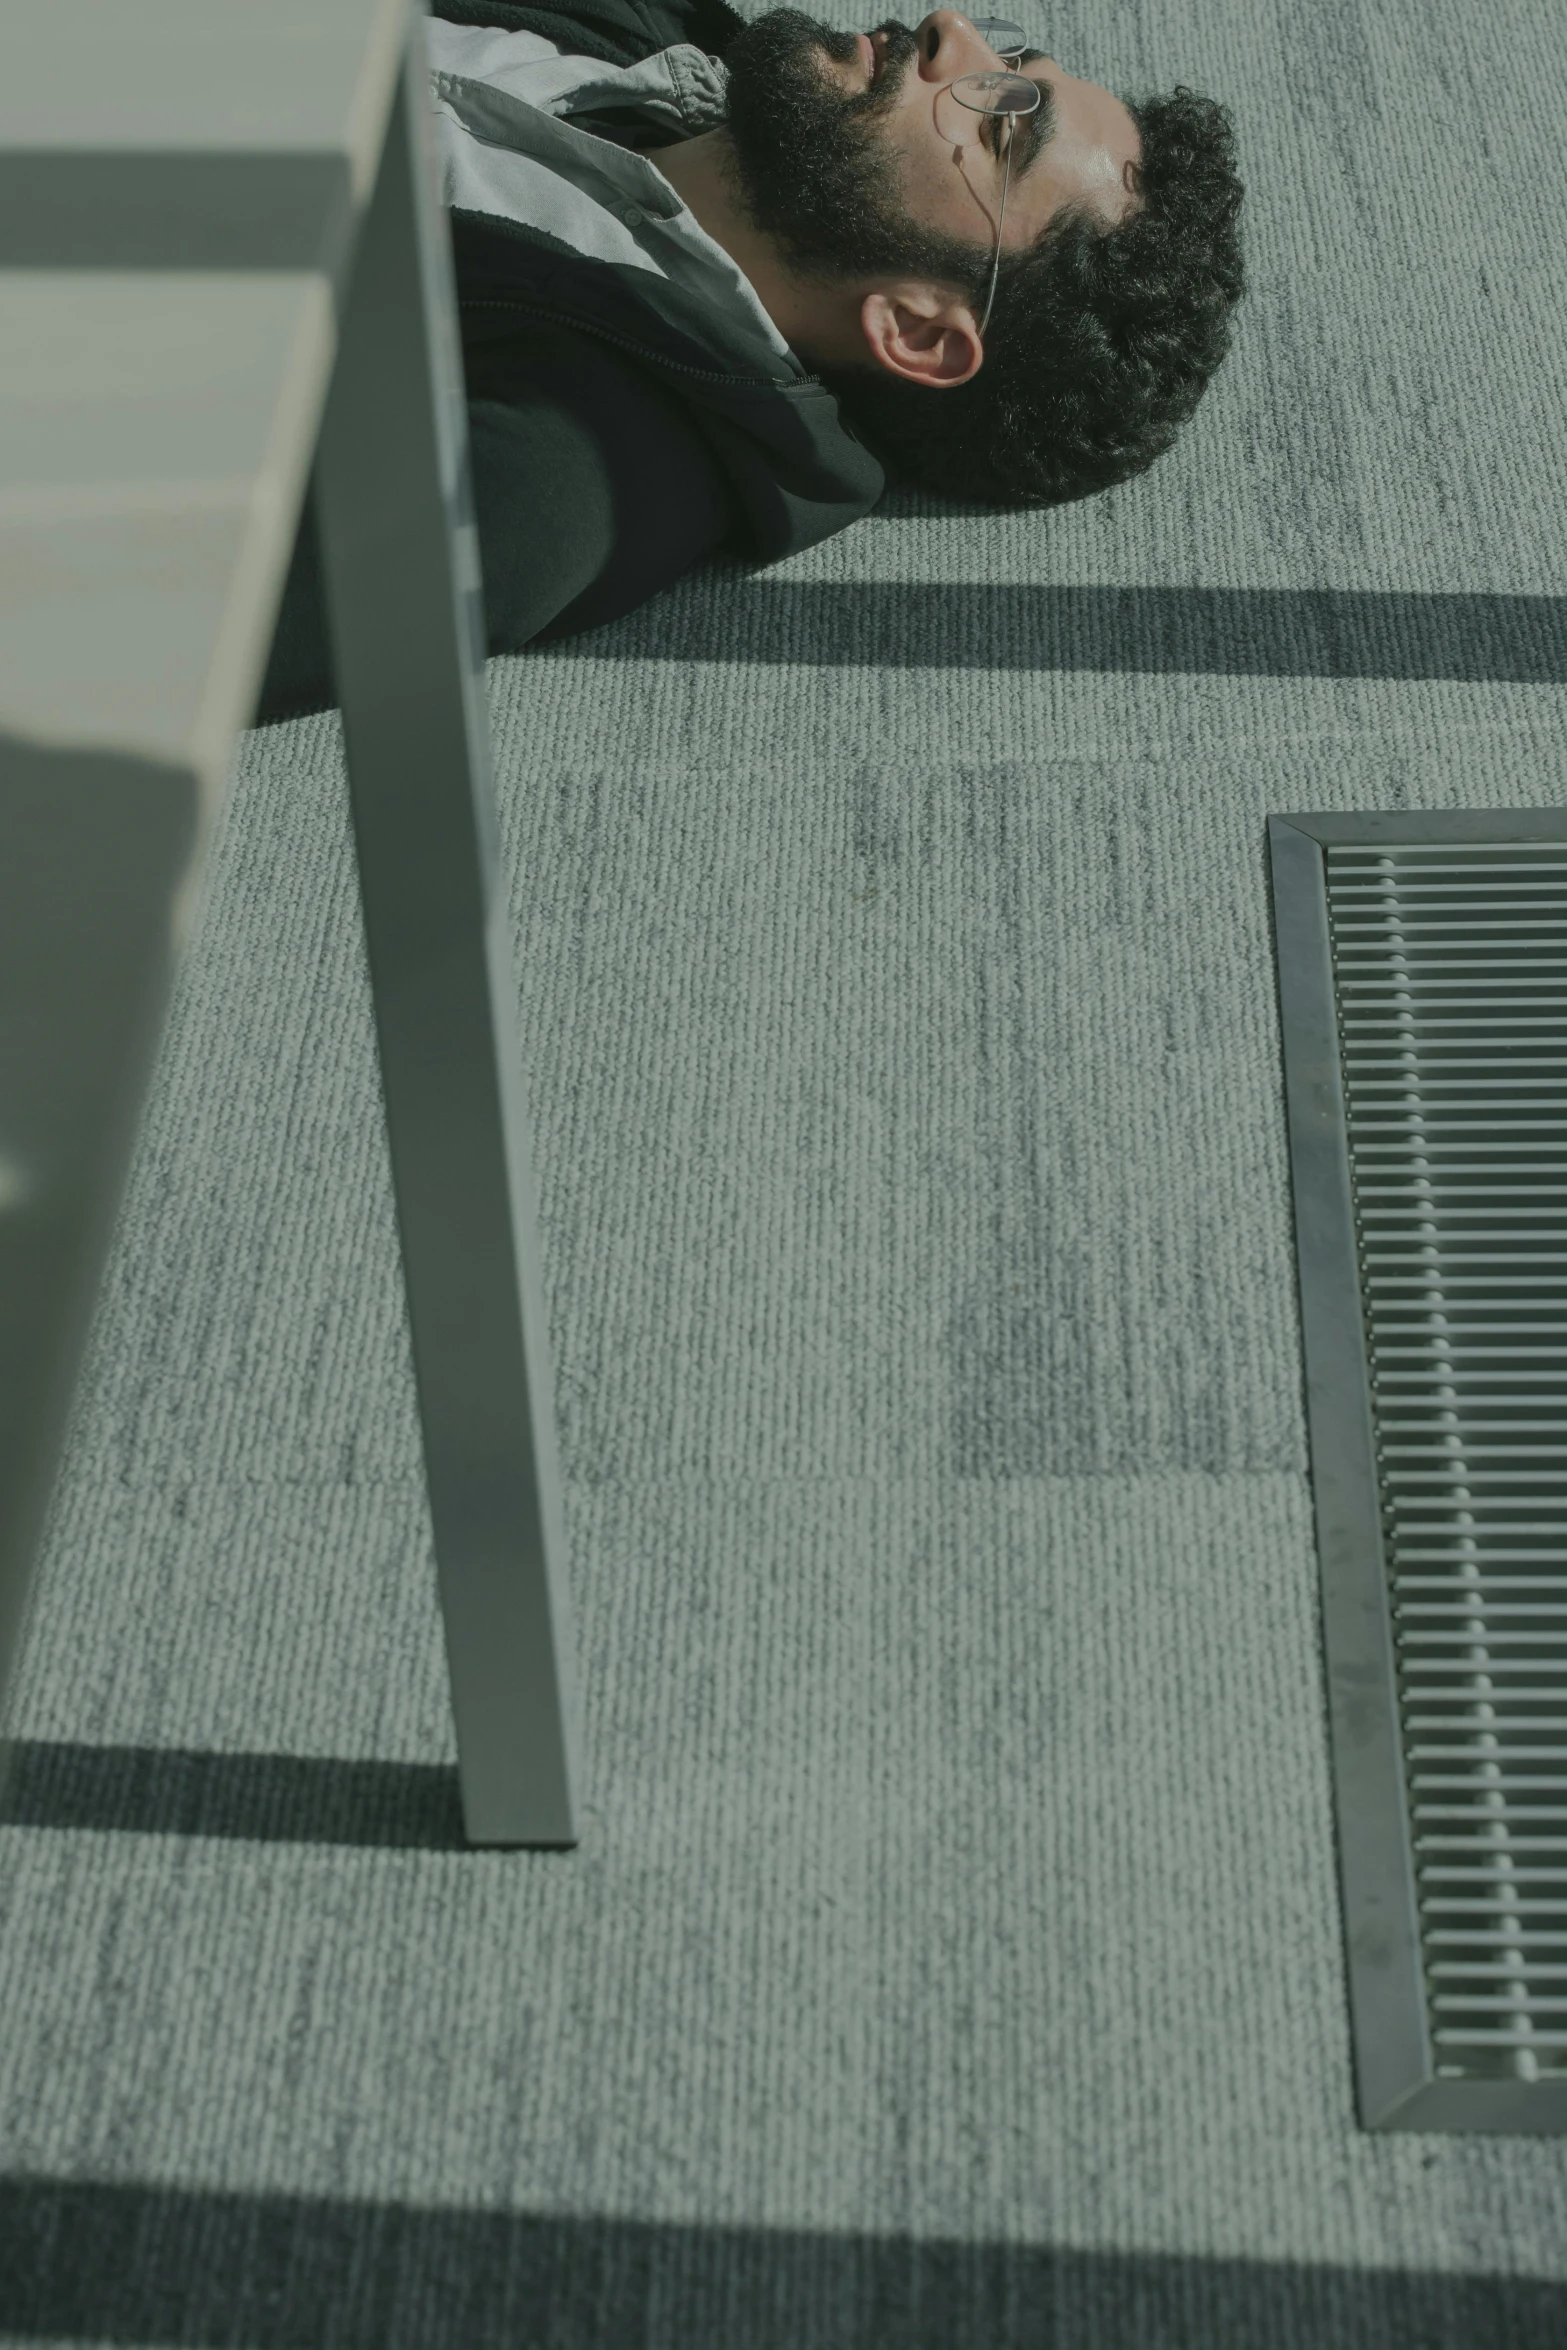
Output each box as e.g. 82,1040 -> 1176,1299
911,12 -> 1003,82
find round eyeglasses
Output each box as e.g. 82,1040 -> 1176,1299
943,61 -> 1041,335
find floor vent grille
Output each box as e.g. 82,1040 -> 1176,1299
1270,810 -> 1567,2133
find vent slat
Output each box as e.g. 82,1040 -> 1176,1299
1431,1955 -> 1567,1967
1432,2032 -> 1567,2047
1411,1746 -> 1567,1755
1403,1662 -> 1567,1676
1416,1775 -> 1567,1786
1401,1607 -> 1567,1618
1417,1867 -> 1567,1880
1381,1438 -> 1567,1457
1366,1256 -> 1567,1265
1346,1065 -> 1567,1073
1427,1925 -> 1567,1938
1419,1823 -> 1567,1837
1432,1997 -> 1567,2011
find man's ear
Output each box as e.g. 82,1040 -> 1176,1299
858,287 -> 983,388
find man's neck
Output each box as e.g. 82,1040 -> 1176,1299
651,129 -> 859,360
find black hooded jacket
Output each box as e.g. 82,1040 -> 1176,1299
255,0 -> 884,721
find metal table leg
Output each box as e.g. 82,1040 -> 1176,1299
313,10 -> 583,1845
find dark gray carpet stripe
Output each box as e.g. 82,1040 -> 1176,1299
571,585 -> 1567,680
0,1741 -> 469,1852
1,2179 -> 1559,2350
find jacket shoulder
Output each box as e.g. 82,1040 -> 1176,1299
430,0 -> 749,67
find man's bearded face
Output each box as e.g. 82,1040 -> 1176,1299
722,12 -> 978,290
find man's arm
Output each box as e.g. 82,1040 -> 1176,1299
252,325 -> 735,726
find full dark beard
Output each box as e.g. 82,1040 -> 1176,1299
721,12 -> 980,290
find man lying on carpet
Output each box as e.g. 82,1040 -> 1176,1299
255,1 -> 1244,721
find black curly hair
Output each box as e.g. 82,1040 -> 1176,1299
818,85 -> 1246,508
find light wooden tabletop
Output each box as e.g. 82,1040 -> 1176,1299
0,0 -> 408,801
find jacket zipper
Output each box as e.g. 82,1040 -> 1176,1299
457,295 -> 822,392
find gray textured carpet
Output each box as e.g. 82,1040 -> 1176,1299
4,0 -> 1567,2342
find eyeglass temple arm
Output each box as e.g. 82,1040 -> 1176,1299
976,120 -> 1013,337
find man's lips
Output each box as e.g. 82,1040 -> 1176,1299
856,29 -> 891,87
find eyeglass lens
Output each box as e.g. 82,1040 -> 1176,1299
967,17 -> 1028,58
948,70 -> 1041,116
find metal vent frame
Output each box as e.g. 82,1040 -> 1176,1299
1270,808 -> 1567,2135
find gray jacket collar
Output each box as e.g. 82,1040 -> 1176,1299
427,20 -> 809,384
